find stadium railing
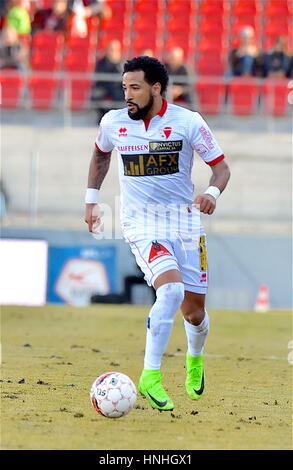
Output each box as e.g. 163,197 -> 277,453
0,69 -> 292,118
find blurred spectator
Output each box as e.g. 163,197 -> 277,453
6,0 -> 31,35
263,36 -> 291,78
229,25 -> 264,77
286,55 -> 293,78
67,0 -> 111,37
164,46 -> 191,105
91,39 -> 124,118
0,25 -> 29,69
140,49 -> 154,57
31,0 -> 69,34
68,0 -> 111,19
0,0 -> 10,19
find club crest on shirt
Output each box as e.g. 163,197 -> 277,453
148,241 -> 172,263
160,127 -> 172,139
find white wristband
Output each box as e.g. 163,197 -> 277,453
85,188 -> 99,204
204,186 -> 221,200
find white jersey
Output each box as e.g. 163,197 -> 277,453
95,99 -> 224,239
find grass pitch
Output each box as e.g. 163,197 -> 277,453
1,304 -> 292,450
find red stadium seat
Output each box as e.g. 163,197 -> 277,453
32,31 -> 64,50
132,34 -> 163,57
68,79 -> 92,111
31,50 -> 62,71
199,0 -> 227,15
196,81 -> 225,115
100,14 -> 128,33
265,1 -> 291,17
197,39 -> 227,56
232,0 -> 258,15
233,13 -> 259,26
198,17 -> 226,35
134,14 -> 162,33
262,79 -> 289,116
135,0 -> 164,14
228,79 -> 259,115
196,54 -> 226,76
86,15 -> 100,33
168,0 -> 196,15
264,21 -> 290,38
64,47 -> 95,72
29,76 -> 58,110
0,72 -> 24,108
105,0 -> 129,11
166,13 -> 195,36
66,35 -> 97,51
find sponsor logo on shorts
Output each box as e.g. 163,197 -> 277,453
121,153 -> 179,176
149,140 -> 183,152
148,241 -> 172,263
198,235 -> 207,272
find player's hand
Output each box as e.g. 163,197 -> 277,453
85,203 -> 102,233
193,194 -> 216,215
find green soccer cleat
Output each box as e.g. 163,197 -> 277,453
185,352 -> 205,400
138,369 -> 174,411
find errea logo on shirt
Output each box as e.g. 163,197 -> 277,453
119,127 -> 127,137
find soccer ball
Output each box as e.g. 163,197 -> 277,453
90,371 -> 137,418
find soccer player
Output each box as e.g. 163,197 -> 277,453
85,56 -> 230,411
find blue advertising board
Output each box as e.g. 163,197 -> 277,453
47,245 -> 117,305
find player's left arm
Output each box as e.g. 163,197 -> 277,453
194,160 -> 231,215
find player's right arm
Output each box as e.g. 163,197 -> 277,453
85,146 -> 112,233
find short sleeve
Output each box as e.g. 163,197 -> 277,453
95,113 -> 114,154
189,112 -> 225,166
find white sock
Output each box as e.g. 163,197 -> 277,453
184,310 -> 209,357
144,282 -> 185,370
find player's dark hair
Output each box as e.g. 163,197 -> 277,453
123,56 -> 169,95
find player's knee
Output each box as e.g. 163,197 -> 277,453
156,282 -> 185,312
183,305 -> 206,326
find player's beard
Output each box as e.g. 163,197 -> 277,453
127,94 -> 154,120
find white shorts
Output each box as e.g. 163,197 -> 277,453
125,233 -> 208,294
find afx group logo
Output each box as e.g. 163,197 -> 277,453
121,153 -> 179,176
119,127 -> 127,137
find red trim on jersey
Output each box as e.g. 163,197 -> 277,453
158,98 -> 168,117
95,142 -> 111,154
143,118 -> 151,131
143,98 -> 168,131
206,154 -> 225,166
